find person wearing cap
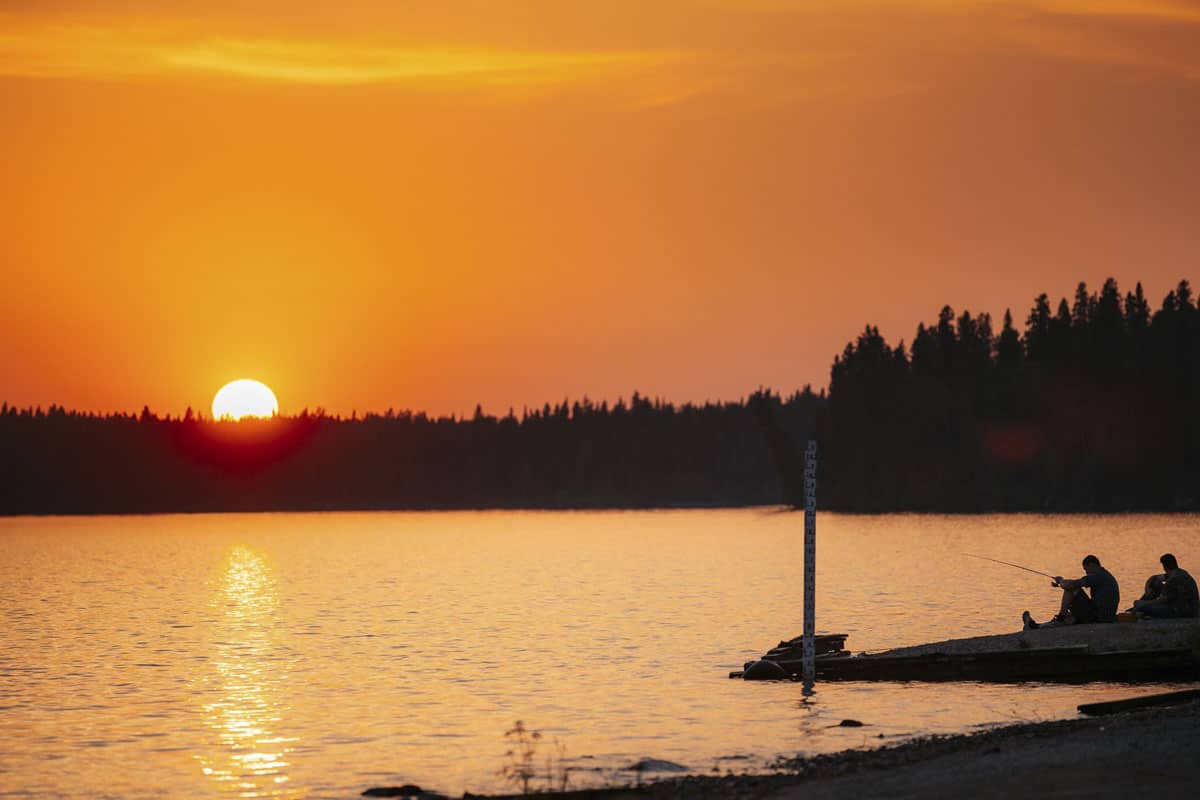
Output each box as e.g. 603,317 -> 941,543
1022,554 -> 1119,629
1132,554 -> 1199,618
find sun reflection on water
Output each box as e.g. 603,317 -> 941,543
194,545 -> 302,798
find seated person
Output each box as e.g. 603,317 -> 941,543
1132,554 -> 1199,618
1140,572 -> 1167,602
1023,554 -> 1119,629
1124,572 -> 1166,612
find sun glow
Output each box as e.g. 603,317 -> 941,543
212,380 -> 279,420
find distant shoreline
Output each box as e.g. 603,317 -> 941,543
6,504 -> 1200,519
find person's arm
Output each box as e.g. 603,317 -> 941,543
1160,574 -> 1180,604
1057,575 -> 1085,591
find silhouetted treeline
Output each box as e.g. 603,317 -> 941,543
5,276 -> 1200,515
825,278 -> 1200,511
0,392 -> 820,514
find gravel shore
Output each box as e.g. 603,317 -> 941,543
447,695 -> 1200,800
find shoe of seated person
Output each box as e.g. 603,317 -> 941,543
1022,610 -> 1038,631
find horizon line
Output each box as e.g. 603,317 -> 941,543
0,385 -> 824,422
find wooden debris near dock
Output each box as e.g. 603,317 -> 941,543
729,633 -> 848,679
767,633 -> 849,660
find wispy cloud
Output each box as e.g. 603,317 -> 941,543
1041,0 -> 1200,23
696,0 -> 1200,83
0,18 -> 684,87
1008,22 -> 1200,81
3,2 -> 1197,103
1007,2 -> 1200,81
708,0 -> 1200,22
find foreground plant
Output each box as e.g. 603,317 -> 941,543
498,720 -> 571,795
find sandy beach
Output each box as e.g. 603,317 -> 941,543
447,696 -> 1200,800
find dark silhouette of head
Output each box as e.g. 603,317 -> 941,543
1161,553 -> 1179,571
1082,554 -> 1101,571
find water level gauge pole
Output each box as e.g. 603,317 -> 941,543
802,440 -> 817,694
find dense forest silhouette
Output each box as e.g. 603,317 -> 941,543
2,277 -> 1198,515
824,278 -> 1200,512
0,391 -> 818,514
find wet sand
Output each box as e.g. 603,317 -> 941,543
452,696 -> 1200,799
762,697 -> 1200,800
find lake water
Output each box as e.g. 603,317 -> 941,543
1,510 -> 1196,798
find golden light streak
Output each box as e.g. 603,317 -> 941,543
0,18 -> 683,87
193,546 -> 302,799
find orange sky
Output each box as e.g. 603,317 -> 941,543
2,1 -> 1199,417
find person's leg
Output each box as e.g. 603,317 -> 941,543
1024,589 -> 1087,630
1067,590 -> 1098,624
1047,587 -> 1090,625
1134,601 -> 1178,619
1057,587 -> 1077,617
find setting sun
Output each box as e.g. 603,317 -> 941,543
212,379 -> 279,420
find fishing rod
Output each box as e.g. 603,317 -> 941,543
962,553 -> 1058,581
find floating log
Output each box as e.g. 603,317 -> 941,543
1077,689 -> 1200,716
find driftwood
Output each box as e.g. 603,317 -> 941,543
1078,689 -> 1200,716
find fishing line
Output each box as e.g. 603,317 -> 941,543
962,552 -> 1057,580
